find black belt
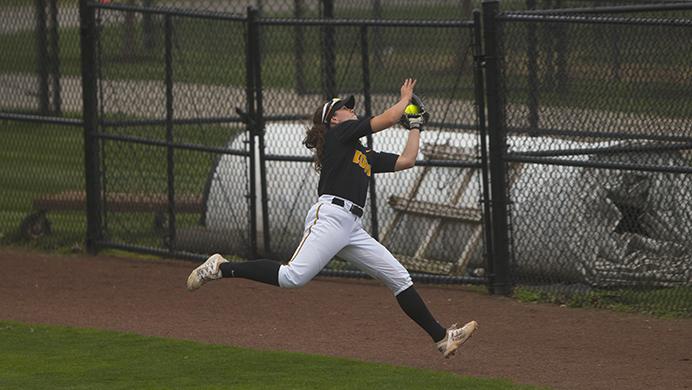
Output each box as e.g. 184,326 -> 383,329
331,198 -> 364,218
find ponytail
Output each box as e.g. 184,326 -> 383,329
303,107 -> 327,172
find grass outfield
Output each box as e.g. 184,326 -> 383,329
0,321 -> 542,390
514,285 -> 692,318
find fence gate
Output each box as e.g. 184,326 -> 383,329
83,2 -> 256,259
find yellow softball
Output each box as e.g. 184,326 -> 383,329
404,104 -> 420,115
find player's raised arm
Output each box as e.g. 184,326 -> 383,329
394,128 -> 420,171
395,93 -> 430,171
370,78 -> 416,133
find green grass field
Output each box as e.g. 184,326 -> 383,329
0,321 -> 542,390
514,285 -> 692,318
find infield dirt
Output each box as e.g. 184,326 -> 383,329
1,248 -> 690,389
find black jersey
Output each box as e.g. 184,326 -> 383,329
317,117 -> 399,208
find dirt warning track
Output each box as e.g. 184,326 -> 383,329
1,248 -> 690,389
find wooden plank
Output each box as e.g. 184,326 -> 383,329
409,168 -> 474,260
382,141 -> 482,262
32,191 -> 84,211
453,225 -> 483,275
394,253 -> 453,275
421,143 -> 476,161
388,196 -> 481,222
452,169 -> 475,205
380,164 -> 432,244
414,219 -> 442,259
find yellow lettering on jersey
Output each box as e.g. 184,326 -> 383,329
352,150 -> 371,177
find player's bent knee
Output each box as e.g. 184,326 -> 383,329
278,265 -> 311,289
280,278 -> 310,289
390,274 -> 413,296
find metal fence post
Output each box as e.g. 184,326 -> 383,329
360,25 -> 379,240
555,0 -> 568,91
372,0 -> 383,70
610,25 -> 621,81
473,9 -> 494,292
48,0 -> 62,115
35,0 -> 50,115
245,6 -> 258,259
79,0 -> 103,254
542,0 -> 555,90
293,0 -> 306,94
321,0 -> 335,99
250,8 -> 272,257
143,0 -> 155,49
526,0 -> 539,133
482,0 -> 512,295
164,15 -> 177,252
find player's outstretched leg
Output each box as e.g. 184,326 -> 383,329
395,286 -> 477,358
186,253 -> 282,291
436,321 -> 478,358
186,253 -> 228,291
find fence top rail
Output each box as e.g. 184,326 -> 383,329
505,154 -> 692,175
497,12 -> 692,27
92,2 -> 247,21
89,3 -> 475,27
258,17 -> 475,28
0,112 -> 83,127
508,126 -> 692,144
512,141 -> 692,158
95,132 -> 251,157
503,1 -> 692,15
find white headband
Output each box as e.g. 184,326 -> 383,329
321,98 -> 341,124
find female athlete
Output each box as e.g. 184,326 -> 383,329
187,79 -> 477,358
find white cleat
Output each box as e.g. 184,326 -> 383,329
186,254 -> 228,291
436,320 -> 478,358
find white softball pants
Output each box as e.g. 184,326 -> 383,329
278,195 -> 413,295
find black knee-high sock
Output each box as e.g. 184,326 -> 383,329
219,259 -> 280,286
396,286 -> 447,342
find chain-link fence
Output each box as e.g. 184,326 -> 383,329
254,16 -> 486,282
1,0 -> 690,314
1,0 -> 85,249
488,2 -> 692,314
34,0 -> 684,17
90,6 -> 254,258
74,3 -> 489,284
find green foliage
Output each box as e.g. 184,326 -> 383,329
0,321 -> 542,390
513,285 -> 692,318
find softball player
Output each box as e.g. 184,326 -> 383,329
187,79 -> 477,358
